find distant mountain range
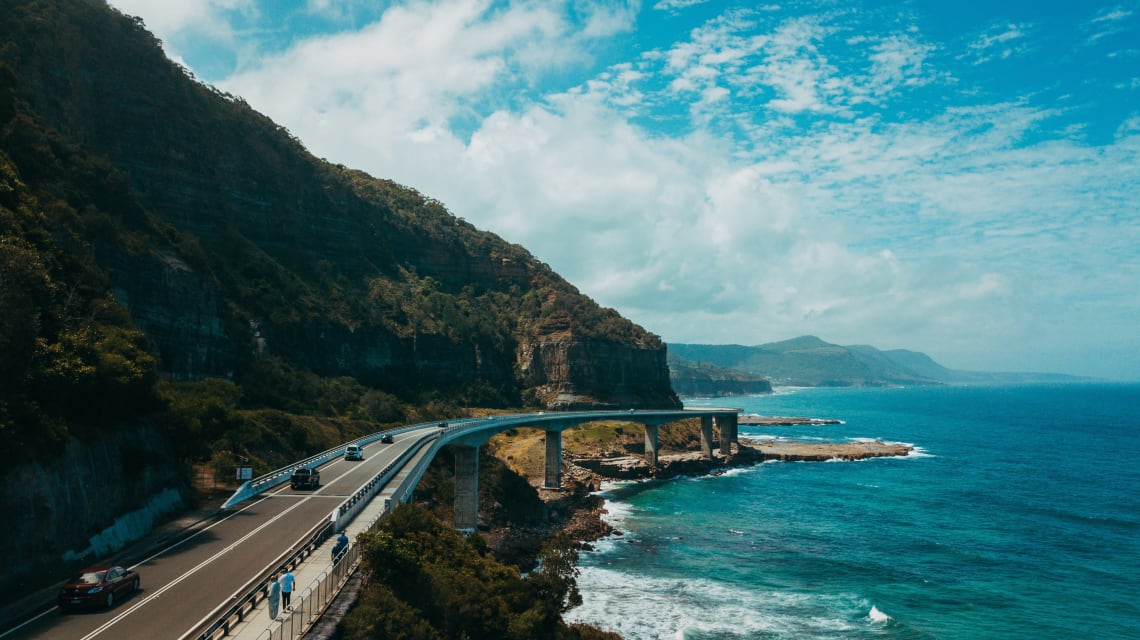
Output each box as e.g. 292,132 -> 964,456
669,336 -> 1094,390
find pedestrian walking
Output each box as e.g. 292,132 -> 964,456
267,573 -> 280,619
332,530 -> 349,563
280,569 -> 296,610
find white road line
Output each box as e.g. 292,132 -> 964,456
79,494 -> 316,640
2,456 -> 393,640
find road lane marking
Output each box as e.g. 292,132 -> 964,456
2,444 -> 415,639
80,494 -> 316,640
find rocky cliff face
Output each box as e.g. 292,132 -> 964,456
2,426 -> 188,594
0,0 -> 678,410
519,333 -> 681,409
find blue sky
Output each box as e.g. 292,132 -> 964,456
107,0 -> 1140,380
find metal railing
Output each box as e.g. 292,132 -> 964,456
201,408 -> 742,638
222,421 -> 444,508
329,429 -> 439,531
251,542 -> 361,640
195,518 -> 333,640
200,424 -> 450,639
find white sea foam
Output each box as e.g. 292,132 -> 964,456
565,566 -> 864,640
905,445 -> 934,458
771,386 -> 808,395
693,465 -> 758,481
596,496 -> 636,528
743,432 -> 783,440
869,604 -> 892,622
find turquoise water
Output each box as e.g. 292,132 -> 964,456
565,384 -> 1140,639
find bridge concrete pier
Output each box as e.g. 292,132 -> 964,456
544,429 -> 563,488
454,445 -> 479,532
449,430 -> 494,533
700,416 -> 714,458
644,423 -> 659,466
714,414 -> 738,455
726,413 -> 739,443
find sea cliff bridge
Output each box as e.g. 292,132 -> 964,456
227,407 -> 744,532
2,408 -> 739,640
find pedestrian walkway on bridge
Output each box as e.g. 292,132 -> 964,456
223,437 -> 435,640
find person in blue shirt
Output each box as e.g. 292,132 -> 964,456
332,531 -> 350,563
279,570 -> 295,609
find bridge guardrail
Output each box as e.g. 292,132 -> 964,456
329,428 -> 441,531
195,516 -> 333,640
222,421 -> 447,508
202,422 -> 454,640
254,541 -> 361,640
203,408 -> 742,638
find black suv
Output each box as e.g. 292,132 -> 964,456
290,467 -> 320,490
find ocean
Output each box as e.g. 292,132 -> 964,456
564,384 -> 1140,639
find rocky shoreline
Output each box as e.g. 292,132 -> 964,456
500,436 -> 915,556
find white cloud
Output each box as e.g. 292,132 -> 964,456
964,22 -> 1033,64
110,0 -> 250,34
106,0 -> 1140,379
1082,4 -> 1135,45
653,0 -> 710,11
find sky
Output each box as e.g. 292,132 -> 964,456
104,0 -> 1140,381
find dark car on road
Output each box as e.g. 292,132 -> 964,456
290,466 -> 320,489
58,565 -> 139,610
380,433 -> 394,444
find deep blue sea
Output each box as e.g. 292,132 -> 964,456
564,384 -> 1140,639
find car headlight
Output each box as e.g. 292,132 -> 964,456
86,586 -> 104,594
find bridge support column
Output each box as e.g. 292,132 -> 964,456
725,414 -> 739,445
454,445 -> 479,532
644,423 -> 659,467
716,416 -> 731,456
700,416 -> 714,459
544,430 -> 563,489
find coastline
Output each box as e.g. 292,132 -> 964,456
522,433 -> 915,552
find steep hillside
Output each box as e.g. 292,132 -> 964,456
0,0 -> 678,412
0,0 -> 678,593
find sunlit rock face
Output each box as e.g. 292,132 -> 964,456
519,333 -> 681,410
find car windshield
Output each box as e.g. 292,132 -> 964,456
73,571 -> 105,584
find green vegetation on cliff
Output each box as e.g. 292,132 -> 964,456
0,0 -> 678,467
344,504 -> 619,640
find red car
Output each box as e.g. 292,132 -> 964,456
57,565 -> 140,610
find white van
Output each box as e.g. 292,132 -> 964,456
344,444 -> 363,461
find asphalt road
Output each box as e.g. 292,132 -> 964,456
2,433 -> 420,640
